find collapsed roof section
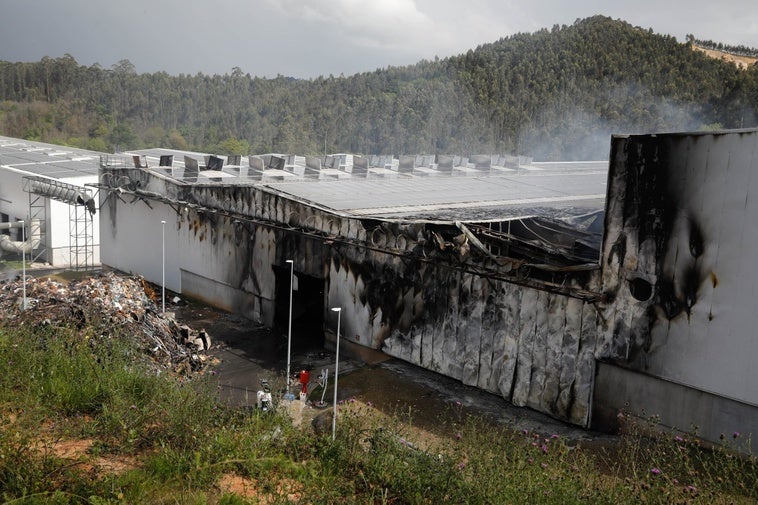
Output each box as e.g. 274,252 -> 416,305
463,212 -> 604,269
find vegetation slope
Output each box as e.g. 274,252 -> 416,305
0,16 -> 756,160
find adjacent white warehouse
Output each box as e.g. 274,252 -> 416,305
0,136 -> 101,269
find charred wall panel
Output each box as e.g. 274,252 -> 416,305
460,273 -> 482,387
542,295 -> 569,414
526,290 -> 550,410
477,284 -> 501,391
557,297 -> 582,417
572,301 -> 597,426
511,288 -> 538,407
496,282 -> 522,398
599,130 -> 758,415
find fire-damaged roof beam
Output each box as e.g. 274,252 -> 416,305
454,221 -> 500,261
466,218 -> 602,268
473,226 -> 589,266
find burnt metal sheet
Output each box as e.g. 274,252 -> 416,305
598,130 -> 758,410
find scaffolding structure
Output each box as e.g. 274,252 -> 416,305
27,190 -> 47,264
22,176 -> 96,270
69,202 -> 94,271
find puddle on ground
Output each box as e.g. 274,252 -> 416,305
171,298 -> 618,449
337,366 -> 463,435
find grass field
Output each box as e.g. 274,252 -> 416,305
0,321 -> 755,504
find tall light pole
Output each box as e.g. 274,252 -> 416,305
161,220 -> 166,314
285,259 -> 294,399
20,220 -> 26,311
331,307 -> 342,441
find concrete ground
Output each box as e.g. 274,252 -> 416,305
174,302 -> 615,444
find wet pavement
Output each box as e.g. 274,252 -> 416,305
174,301 -> 616,444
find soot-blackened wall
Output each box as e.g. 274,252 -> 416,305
99,166 -> 601,426
596,130 -> 758,450
324,231 -> 600,426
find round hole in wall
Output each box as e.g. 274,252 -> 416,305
628,277 -> 653,302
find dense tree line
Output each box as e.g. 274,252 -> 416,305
0,16 -> 756,161
687,34 -> 758,59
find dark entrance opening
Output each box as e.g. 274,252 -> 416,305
274,266 -> 325,353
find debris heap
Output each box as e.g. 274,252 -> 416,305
0,271 -> 211,375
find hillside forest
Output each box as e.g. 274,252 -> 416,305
0,16 -> 756,161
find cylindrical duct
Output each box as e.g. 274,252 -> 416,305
30,180 -> 96,214
0,220 -> 41,255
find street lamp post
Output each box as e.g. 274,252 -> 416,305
161,220 -> 166,314
285,259 -> 294,399
21,220 -> 26,311
330,307 -> 342,441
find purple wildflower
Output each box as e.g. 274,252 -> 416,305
456,432 -> 462,441
733,431 -> 741,439
541,444 -> 548,454
651,468 -> 661,476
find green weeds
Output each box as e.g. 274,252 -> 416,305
0,323 -> 755,504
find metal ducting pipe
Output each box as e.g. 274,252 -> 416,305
30,180 -> 96,215
0,221 -> 25,231
0,221 -> 41,256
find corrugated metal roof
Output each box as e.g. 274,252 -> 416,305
1,136 -> 607,223
0,136 -> 101,178
267,162 -> 608,220
125,147 -> 609,221
0,136 -> 612,224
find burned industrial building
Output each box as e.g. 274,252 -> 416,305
2,129 -> 756,453
94,151 -> 607,428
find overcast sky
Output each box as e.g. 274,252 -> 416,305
1,0 -> 757,79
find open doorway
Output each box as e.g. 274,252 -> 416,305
274,266 -> 325,352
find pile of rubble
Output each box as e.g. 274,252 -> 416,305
0,271 -> 211,375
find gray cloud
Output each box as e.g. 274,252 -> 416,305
1,0 -> 756,78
